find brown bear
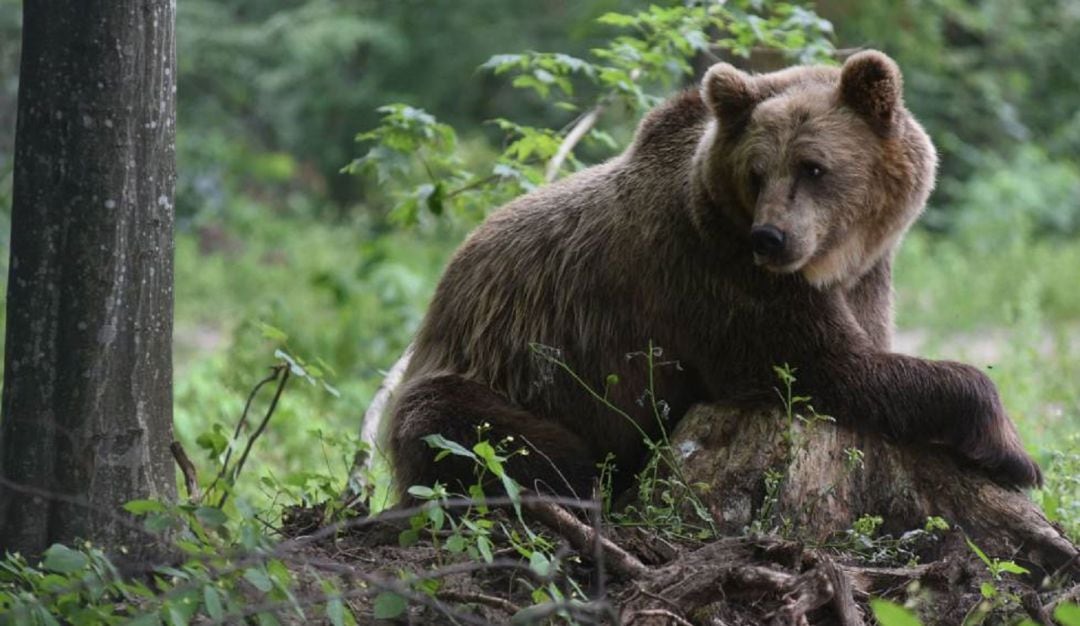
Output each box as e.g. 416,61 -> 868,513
387,51 -> 1041,501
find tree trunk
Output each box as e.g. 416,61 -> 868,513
0,0 -> 176,559
669,403 -> 1077,573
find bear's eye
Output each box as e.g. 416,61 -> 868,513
749,170 -> 763,195
800,161 -> 826,179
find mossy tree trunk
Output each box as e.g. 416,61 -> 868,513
0,0 -> 177,559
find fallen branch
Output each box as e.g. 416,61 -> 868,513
626,608 -> 695,626
437,590 -> 522,616
813,553 -> 865,626
523,499 -> 650,579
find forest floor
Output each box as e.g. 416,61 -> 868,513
277,496 -> 1079,626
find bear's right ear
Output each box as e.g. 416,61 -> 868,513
702,63 -> 760,132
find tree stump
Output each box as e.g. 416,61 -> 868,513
667,403 -> 1078,573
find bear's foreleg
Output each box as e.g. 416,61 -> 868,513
792,351 -> 1042,488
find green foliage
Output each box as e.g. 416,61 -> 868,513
171,0 -> 674,215
959,536 -> 1030,623
946,146 -> 1080,240
894,210 -> 1080,540
531,342 -> 718,540
871,598 -> 924,626
1058,603 -> 1080,626
0,496 -> 366,624
965,535 -> 1029,581
1038,436 -> 1080,541
349,0 -> 834,226
398,432 -> 590,622
836,515 -> 950,566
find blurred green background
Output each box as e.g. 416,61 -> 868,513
0,0 -> 1076,530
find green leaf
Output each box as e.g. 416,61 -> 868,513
275,349 -> 309,379
426,182 -> 445,216
423,434 -> 476,460
995,560 -> 1029,575
407,485 -> 435,499
259,323 -> 289,343
426,504 -> 445,530
203,585 -> 224,620
145,512 -> 176,534
126,612 -> 161,626
597,12 -> 637,27
244,567 -> 274,593
326,597 -> 349,626
124,499 -> 166,515
870,599 -> 923,626
194,506 -> 228,529
980,582 -> 996,599
445,534 -> 467,553
528,551 -> 551,577
373,592 -> 407,619
415,578 -> 441,596
500,472 -> 522,516
467,484 -> 488,511
165,589 -> 200,626
476,535 -> 494,563
398,529 -> 420,547
472,440 -> 496,461
964,536 -> 993,569
1054,603 -> 1080,626
42,544 -> 89,574
195,431 -> 228,456
267,559 -> 292,588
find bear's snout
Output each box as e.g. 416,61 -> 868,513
750,224 -> 786,259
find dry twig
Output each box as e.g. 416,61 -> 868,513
523,499 -> 650,579
170,441 -> 201,503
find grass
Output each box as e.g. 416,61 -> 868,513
171,207 -> 463,512
894,227 -> 1080,539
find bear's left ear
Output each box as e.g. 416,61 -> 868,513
702,63 -> 761,133
839,50 -> 903,136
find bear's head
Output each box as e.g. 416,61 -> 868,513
692,51 -> 937,288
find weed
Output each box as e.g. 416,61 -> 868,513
530,341 -> 718,540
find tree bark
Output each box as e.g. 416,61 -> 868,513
668,403 -> 1078,573
0,0 -> 176,559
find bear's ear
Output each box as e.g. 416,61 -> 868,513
839,50 -> 903,136
702,63 -> 760,131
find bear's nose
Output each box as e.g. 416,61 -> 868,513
750,225 -> 786,258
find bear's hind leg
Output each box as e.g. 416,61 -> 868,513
389,374 -> 596,502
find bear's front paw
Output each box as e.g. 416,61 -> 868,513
958,413 -> 1042,489
975,447 -> 1043,489
952,368 -> 1041,489
960,427 -> 1043,489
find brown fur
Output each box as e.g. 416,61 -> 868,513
388,51 -> 1041,500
